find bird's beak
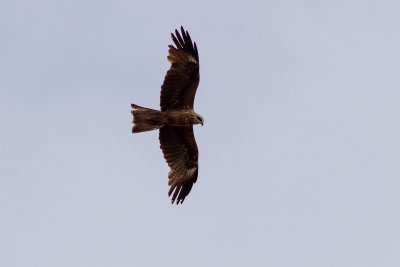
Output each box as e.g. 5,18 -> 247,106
201,122 -> 204,126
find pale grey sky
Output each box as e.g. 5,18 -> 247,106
1,0 -> 400,266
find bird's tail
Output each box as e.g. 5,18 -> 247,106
131,103 -> 163,133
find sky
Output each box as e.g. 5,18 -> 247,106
1,0 -> 400,266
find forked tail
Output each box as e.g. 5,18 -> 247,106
131,103 -> 162,133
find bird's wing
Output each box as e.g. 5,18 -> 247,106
160,26 -> 200,111
159,126 -> 199,204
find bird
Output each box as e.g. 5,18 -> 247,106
131,26 -> 203,205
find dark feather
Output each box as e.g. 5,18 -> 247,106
159,126 -> 198,204
160,26 -> 200,111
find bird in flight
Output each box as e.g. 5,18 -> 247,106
131,26 -> 203,205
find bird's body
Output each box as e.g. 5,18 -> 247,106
131,27 -> 202,204
131,104 -> 203,132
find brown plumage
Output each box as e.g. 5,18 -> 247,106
131,26 -> 203,204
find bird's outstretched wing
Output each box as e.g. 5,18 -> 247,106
160,26 -> 200,111
159,126 -> 198,204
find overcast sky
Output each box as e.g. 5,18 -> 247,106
1,0 -> 400,266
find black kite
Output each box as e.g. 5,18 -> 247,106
131,26 -> 203,205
